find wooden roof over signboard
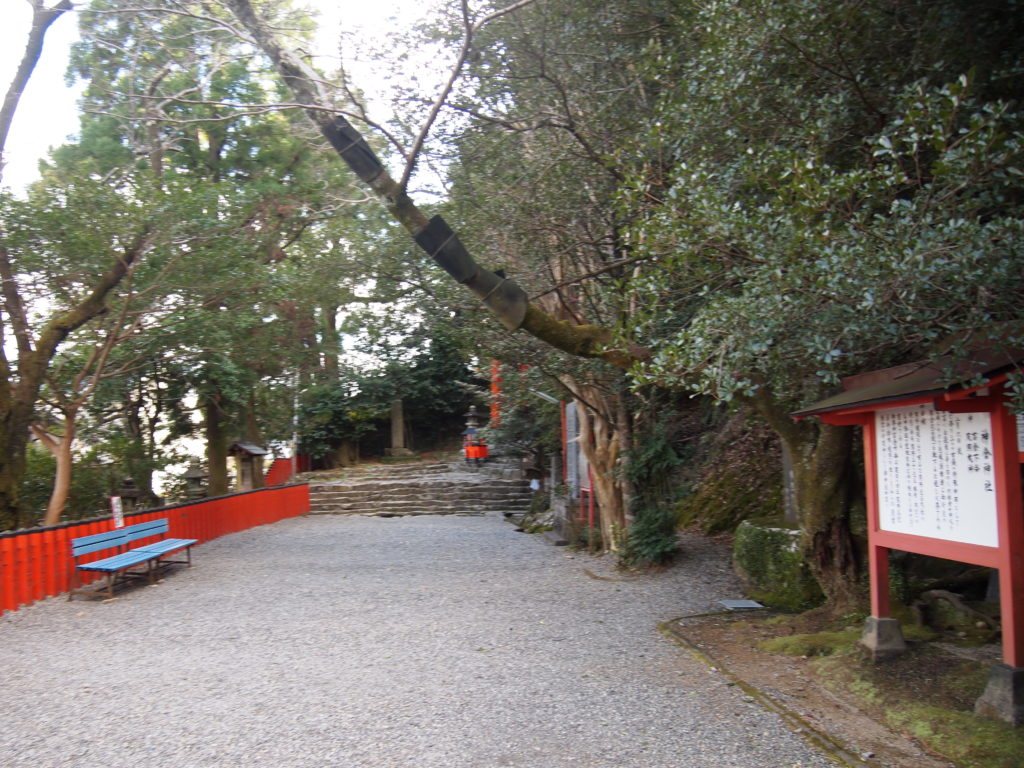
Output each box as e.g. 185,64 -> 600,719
792,347 -> 1024,419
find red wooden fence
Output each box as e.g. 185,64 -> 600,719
264,457 -> 295,486
0,483 -> 310,615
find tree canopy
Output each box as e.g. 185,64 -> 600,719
1,0 -> 1021,612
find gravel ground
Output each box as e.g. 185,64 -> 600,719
0,513 -> 835,768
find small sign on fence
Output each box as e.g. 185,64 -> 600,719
110,496 -> 124,528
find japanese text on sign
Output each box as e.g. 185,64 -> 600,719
876,405 -> 998,547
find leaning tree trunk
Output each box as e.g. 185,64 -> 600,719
31,414 -> 76,527
223,0 -> 649,371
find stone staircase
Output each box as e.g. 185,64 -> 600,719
306,458 -> 536,517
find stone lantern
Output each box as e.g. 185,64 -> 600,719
183,462 -> 208,500
116,477 -> 140,513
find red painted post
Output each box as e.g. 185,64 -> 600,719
992,401 -> 1024,668
15,535 -> 30,608
200,503 -> 209,540
42,528 -> 56,598
0,537 -> 16,612
490,360 -> 502,427
28,531 -> 43,604
55,526 -> 70,594
862,418 -> 891,618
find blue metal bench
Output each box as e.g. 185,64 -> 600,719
69,519 -> 198,600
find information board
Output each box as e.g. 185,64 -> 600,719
876,404 -> 998,547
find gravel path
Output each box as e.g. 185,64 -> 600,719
0,513 -> 834,768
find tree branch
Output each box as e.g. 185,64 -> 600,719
223,0 -> 648,369
0,0 -> 73,177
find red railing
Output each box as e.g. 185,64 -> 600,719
0,483 -> 310,615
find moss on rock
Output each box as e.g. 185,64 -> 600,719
675,417 -> 785,535
733,519 -> 824,611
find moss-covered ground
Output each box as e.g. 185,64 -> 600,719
759,615 -> 1024,767
669,609 -> 1024,767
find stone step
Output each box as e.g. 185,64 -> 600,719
308,479 -> 531,492
309,494 -> 534,514
309,502 -> 532,516
310,506 -> 530,517
309,488 -> 533,502
309,492 -> 534,506
318,509 -> 490,518
304,459 -> 536,519
302,459 -> 522,482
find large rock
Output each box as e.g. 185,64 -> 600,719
733,518 -> 823,611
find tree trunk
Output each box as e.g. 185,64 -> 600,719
615,389 -> 636,528
321,304 -> 340,382
0,1 -> 146,531
793,424 -> 861,610
244,389 -> 262,444
204,395 -> 230,496
123,386 -> 157,503
569,379 -> 628,552
0,412 -> 31,530
32,415 -> 75,527
223,0 -> 649,371
750,388 -> 863,611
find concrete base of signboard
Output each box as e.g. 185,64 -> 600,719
860,616 -> 906,662
974,663 -> 1024,726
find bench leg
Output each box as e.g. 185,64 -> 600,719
68,567 -> 79,601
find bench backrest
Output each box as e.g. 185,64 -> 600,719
71,529 -> 127,557
122,519 -> 169,545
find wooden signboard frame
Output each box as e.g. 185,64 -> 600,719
795,353 -> 1024,724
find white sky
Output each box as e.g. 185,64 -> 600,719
0,0 -> 443,192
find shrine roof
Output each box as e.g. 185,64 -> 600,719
229,441 -> 270,455
792,347 -> 1024,419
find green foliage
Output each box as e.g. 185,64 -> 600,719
479,365 -> 562,460
618,502 -> 679,568
619,427 -> 682,568
298,329 -> 481,460
622,0 -> 1024,409
20,444 -> 118,524
298,383 -> 390,460
624,425 -> 680,501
